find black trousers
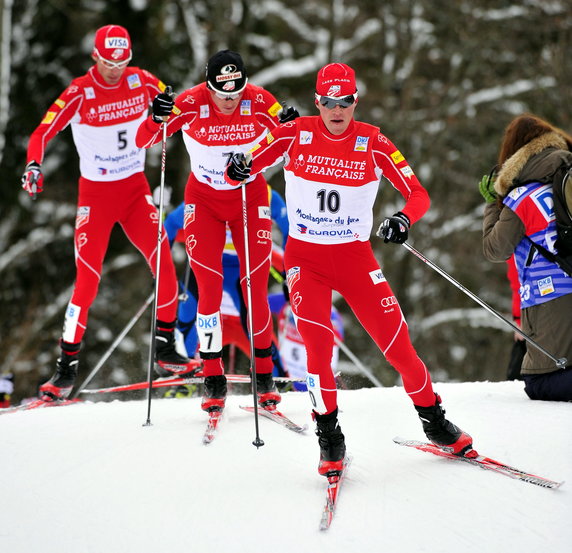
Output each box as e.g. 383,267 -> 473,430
523,366 -> 572,401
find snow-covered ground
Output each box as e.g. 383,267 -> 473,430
1,381 -> 570,553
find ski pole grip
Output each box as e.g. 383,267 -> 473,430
161,85 -> 174,123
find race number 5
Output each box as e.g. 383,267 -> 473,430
117,130 -> 127,150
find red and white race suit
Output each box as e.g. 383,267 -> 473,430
241,116 -> 437,413
27,66 -> 179,344
136,82 -> 283,375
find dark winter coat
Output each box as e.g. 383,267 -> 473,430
482,132 -> 572,376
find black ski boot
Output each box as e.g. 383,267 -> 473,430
256,372 -> 281,407
201,374 -> 227,412
39,342 -> 81,400
315,408 -> 346,476
414,394 -> 473,456
155,321 -> 194,377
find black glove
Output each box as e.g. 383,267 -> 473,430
152,88 -> 175,123
227,153 -> 252,182
279,104 -> 299,124
21,161 -> 43,198
377,212 -> 410,244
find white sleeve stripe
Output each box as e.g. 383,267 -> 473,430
40,93 -> 83,159
257,111 -> 277,127
145,81 -> 162,97
373,147 -> 413,195
255,134 -> 295,175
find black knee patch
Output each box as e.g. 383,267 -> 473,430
200,349 -> 223,360
254,346 -> 273,358
156,319 -> 176,331
59,340 -> 81,354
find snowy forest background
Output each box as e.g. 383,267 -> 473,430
1,0 -> 571,402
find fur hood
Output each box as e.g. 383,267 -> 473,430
495,132 -> 569,197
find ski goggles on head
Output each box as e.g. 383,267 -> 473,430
207,79 -> 248,100
314,92 -> 358,109
94,48 -> 132,69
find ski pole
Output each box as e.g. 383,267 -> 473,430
73,291 -> 154,398
333,335 -> 383,387
144,87 -> 173,426
240,153 -> 264,448
402,241 -> 568,369
179,262 -> 192,302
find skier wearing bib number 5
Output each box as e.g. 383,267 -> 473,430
136,50 -> 299,413
20,25 -> 194,401
224,62 -> 474,476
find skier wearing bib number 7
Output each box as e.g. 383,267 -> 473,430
136,50 -> 299,413
224,62 -> 474,476
20,25 -> 193,401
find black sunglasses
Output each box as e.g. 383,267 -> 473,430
315,93 -> 358,109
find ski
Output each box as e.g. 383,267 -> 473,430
394,437 -> 563,489
239,404 -> 308,433
202,409 -> 224,444
81,374 -> 305,395
320,455 -> 352,531
0,397 -> 81,415
81,375 -> 204,394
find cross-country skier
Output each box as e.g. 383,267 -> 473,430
136,50 -> 298,413
224,62 -> 473,476
20,25 -> 194,400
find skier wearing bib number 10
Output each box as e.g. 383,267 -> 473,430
224,62 -> 474,476
20,25 -> 194,401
